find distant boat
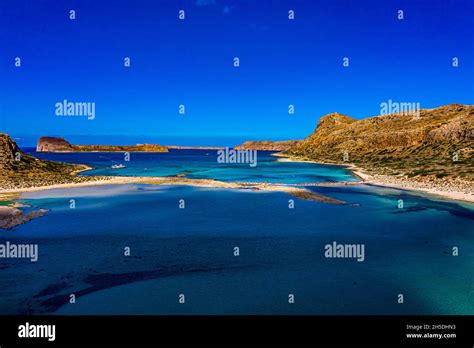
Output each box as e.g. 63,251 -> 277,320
111,164 -> 126,169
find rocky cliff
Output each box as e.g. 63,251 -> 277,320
0,133 -> 22,171
0,133 -> 93,190
234,140 -> 299,151
0,133 -> 82,174
36,137 -> 168,152
284,104 -> 474,179
36,137 -> 75,152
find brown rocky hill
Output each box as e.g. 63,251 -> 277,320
283,104 -> 474,179
0,133 -> 93,190
0,133 -> 83,174
37,137 -> 168,152
235,140 -> 299,151
36,137 -> 75,152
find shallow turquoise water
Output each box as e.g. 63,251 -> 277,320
0,150 -> 472,315
28,148 -> 356,184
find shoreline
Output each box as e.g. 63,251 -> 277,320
0,175 -> 349,205
1,155 -> 471,228
274,154 -> 474,203
0,174 -> 352,229
1,154 -> 472,204
351,169 -> 474,204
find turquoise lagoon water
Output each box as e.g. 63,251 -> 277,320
28,148 -> 356,184
0,149 -> 472,315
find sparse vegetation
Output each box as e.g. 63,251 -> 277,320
284,104 -> 474,182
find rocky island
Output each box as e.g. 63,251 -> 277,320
36,136 -> 168,153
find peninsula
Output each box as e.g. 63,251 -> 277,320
280,104 -> 474,202
234,140 -> 299,151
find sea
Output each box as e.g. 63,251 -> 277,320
0,148 -> 472,315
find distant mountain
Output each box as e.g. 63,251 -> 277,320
235,140 -> 299,151
36,136 -> 168,152
283,104 -> 474,179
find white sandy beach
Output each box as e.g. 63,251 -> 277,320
0,175 -> 348,206
274,154 -> 474,203
351,169 -> 474,203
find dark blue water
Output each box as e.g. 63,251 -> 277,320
0,150 -> 472,315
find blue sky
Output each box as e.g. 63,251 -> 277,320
1,0 -> 473,146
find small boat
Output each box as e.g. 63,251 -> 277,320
111,164 -> 126,169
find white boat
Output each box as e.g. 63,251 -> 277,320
111,164 -> 126,169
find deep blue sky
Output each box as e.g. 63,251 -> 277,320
1,0 -> 473,146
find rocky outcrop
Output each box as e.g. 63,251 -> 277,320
0,133 -> 96,191
36,137 -> 75,152
0,206 -> 47,229
36,137 -> 168,152
0,133 -> 22,170
1,133 -> 82,174
234,140 -> 299,151
284,104 -> 474,179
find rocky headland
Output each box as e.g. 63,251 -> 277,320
281,104 -> 474,201
234,140 -> 299,151
0,133 -> 114,227
0,133 -> 105,191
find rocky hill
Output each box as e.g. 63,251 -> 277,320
0,133 -> 98,190
36,137 -> 168,152
235,140 -> 299,151
283,104 -> 474,179
35,137 -> 75,152
0,134 -> 84,174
